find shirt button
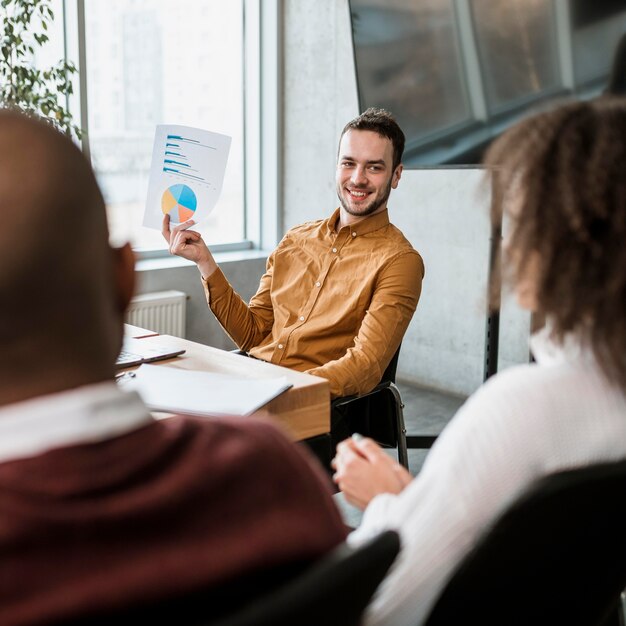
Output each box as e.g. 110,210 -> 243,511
352,232 -> 357,237
299,316 -> 305,321
315,281 -> 321,287
332,247 -> 337,253
278,344 -> 284,349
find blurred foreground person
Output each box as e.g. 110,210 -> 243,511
0,111 -> 346,625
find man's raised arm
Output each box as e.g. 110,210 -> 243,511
162,215 -> 273,350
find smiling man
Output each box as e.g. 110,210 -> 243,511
164,108 -> 424,399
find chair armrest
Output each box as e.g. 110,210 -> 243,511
331,381 -> 393,410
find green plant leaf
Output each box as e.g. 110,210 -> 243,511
1,0 -> 80,140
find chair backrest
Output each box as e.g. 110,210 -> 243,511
214,529 -> 400,626
380,344 -> 401,384
330,345 -> 403,449
425,460 -> 626,626
71,530 -> 400,626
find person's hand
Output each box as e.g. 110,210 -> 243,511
332,435 -> 413,510
162,214 -> 216,277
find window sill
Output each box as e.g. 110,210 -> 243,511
135,248 -> 269,273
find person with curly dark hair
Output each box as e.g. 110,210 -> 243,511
333,98 -> 626,626
487,97 -> 626,390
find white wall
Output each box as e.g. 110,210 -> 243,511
391,169 -> 491,393
283,1 -> 358,228
282,0 -> 530,395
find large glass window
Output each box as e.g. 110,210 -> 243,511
351,0 -> 471,148
571,8 -> 626,86
470,0 -> 559,113
350,0 -> 626,166
83,0 -> 245,251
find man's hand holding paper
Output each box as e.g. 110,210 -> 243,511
162,215 -> 217,279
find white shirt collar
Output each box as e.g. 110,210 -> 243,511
0,382 -> 154,465
529,325 -> 594,367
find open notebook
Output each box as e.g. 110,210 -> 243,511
125,364 -> 293,417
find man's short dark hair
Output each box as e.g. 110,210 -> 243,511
340,107 -> 405,171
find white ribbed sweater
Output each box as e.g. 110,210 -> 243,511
349,331 -> 626,626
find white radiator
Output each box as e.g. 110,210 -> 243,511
126,290 -> 187,338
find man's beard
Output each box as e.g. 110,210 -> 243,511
337,177 -> 393,217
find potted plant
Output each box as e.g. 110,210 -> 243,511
1,0 -> 81,138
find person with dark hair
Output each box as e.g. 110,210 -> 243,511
0,110 -> 347,625
333,98 -> 626,626
340,106 -> 406,171
164,107 -> 424,399
607,32 -> 626,95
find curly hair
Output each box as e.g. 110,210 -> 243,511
485,98 -> 626,389
340,107 -> 405,171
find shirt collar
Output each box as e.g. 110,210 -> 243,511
327,207 -> 390,237
0,382 -> 154,465
529,325 -> 595,368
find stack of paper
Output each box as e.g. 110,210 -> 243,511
129,364 -> 292,417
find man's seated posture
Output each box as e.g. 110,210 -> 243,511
0,111 -> 347,626
164,108 -> 424,399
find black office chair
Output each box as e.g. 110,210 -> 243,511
214,529 -> 400,626
424,459 -> 626,626
71,530 -> 400,626
331,346 -> 414,467
236,345 -> 435,469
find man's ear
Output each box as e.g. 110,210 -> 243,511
112,242 -> 136,314
391,164 -> 403,189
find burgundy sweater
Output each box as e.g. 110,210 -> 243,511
0,416 -> 347,625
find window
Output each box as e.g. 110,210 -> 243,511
350,0 -> 626,166
33,0 -> 261,254
350,0 -> 472,147
82,0 -> 245,251
470,0 -> 559,113
571,7 -> 626,86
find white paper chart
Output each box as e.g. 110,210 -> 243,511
143,124 -> 231,230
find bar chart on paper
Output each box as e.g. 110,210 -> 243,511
161,184 -> 197,223
143,125 -> 231,229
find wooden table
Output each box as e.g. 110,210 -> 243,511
121,332 -> 330,442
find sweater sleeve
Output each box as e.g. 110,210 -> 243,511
346,367 -> 559,626
218,417 -> 348,561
